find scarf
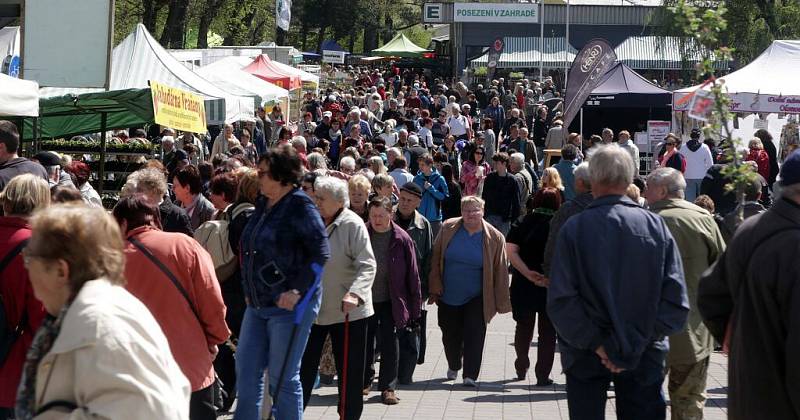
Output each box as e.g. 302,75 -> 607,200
660,148 -> 676,167
532,207 -> 556,217
16,304 -> 70,419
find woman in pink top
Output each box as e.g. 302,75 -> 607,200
460,145 -> 491,196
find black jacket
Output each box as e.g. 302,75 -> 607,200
700,164 -> 737,216
481,172 -> 521,221
698,198 -> 800,420
159,196 -> 193,236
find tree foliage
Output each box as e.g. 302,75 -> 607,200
657,0 -> 800,65
114,0 -> 427,53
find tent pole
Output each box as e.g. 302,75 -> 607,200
32,117 -> 38,154
580,107 -> 583,147
539,0 -> 544,82
565,0 -> 570,87
99,113 -> 107,196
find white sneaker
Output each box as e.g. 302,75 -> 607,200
446,369 -> 458,380
463,377 -> 477,387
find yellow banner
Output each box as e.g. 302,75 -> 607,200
150,80 -> 207,134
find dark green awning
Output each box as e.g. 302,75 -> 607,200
23,88 -> 153,141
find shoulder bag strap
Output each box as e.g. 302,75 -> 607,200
128,237 -> 201,323
1,238 -> 30,332
0,239 -> 29,275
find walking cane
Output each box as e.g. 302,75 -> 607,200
339,312 -> 350,420
271,263 -> 324,419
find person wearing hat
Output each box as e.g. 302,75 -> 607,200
394,182 -> 434,381
680,128 -> 714,201
315,111 -> 333,141
31,151 -> 75,189
698,149 -> 800,420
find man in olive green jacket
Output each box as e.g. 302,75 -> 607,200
646,168 -> 726,420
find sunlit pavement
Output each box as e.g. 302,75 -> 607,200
291,307 -> 728,420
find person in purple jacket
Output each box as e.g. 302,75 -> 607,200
364,196 -> 421,405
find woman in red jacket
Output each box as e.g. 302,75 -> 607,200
0,174 -> 49,416
747,137 -> 771,181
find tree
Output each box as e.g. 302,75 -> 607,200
196,0 -> 226,48
669,0 -> 757,221
657,0 -> 800,65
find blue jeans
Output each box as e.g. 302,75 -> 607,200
564,344 -> 667,420
685,178 -> 703,202
485,214 -> 511,237
234,291 -> 321,420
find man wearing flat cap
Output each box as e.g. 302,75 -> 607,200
394,182 -> 434,383
699,149 -> 800,420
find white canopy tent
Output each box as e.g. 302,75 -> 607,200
110,24 -> 254,124
0,73 -> 39,116
674,40 -> 800,114
197,57 -> 290,111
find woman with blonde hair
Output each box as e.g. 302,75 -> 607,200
368,156 -> 388,176
540,167 -> 565,205
348,174 -> 372,222
0,175 -> 50,416
17,205 -> 190,419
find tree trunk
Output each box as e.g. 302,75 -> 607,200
348,30 -> 355,55
160,0 -> 190,48
276,27 -> 287,45
316,24 -> 328,53
196,0 -> 224,48
142,0 -> 159,34
301,22 -> 309,51
363,23 -> 379,53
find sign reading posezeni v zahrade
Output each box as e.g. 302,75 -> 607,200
453,3 -> 538,23
562,39 -> 617,132
150,80 -> 207,134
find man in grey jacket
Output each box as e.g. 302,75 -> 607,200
542,161 -> 592,276
394,182 -> 434,382
548,146 -> 689,419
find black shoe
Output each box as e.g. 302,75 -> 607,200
536,378 -> 554,386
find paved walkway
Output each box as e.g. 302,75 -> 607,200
302,307 -> 729,420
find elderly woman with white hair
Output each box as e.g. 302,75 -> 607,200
121,167 -> 193,236
378,119 -> 398,147
299,176 -> 376,420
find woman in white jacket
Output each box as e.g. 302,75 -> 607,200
16,205 -> 190,420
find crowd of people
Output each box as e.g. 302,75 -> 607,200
0,65 -> 799,420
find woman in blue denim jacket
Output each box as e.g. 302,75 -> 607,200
235,146 -> 330,420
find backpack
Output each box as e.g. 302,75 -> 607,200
194,203 -> 253,281
0,238 -> 29,364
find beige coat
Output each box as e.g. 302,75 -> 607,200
429,218 -> 512,323
316,208 -> 376,325
33,279 -> 190,420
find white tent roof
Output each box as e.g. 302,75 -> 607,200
111,24 -> 254,124
674,40 -> 800,114
197,57 -> 290,106
0,73 -> 38,117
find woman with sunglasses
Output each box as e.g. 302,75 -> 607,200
460,145 -> 491,196
659,134 -> 687,173
236,145 -> 330,420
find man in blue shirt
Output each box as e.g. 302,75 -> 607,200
548,145 -> 689,420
